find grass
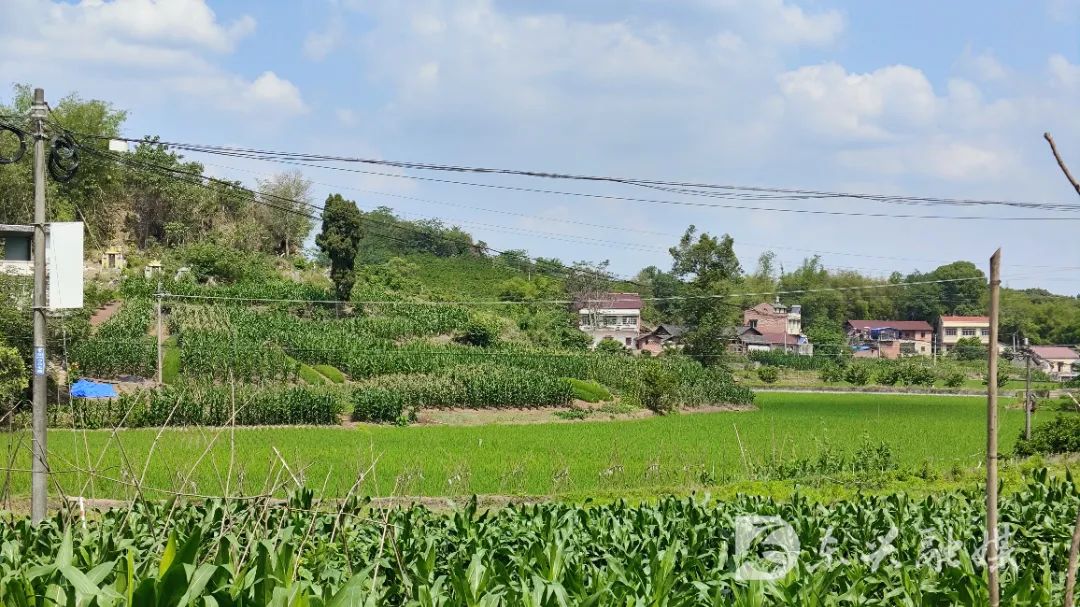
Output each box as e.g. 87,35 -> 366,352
739,368 -> 1059,393
565,378 -> 612,403
161,337 -> 180,384
297,363 -> 327,385
11,392 -> 1025,500
313,364 -> 346,384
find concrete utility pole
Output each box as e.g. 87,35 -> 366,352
156,281 -> 163,385
1024,338 -> 1032,441
986,248 -> 1001,607
30,88 -> 48,525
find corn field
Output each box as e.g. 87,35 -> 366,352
54,381 -> 346,428
1,469 -> 1076,604
70,299 -> 156,378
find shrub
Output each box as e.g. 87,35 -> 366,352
843,363 -> 872,386
1014,415 -> 1080,456
639,364 -> 677,414
943,371 -> 966,388
757,366 -> 780,384
455,315 -> 501,347
951,337 -> 987,361
819,364 -> 845,384
983,365 -> 1009,388
0,345 -> 28,404
875,364 -> 902,386
595,337 -> 629,355
900,363 -> 936,387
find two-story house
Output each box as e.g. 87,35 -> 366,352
937,316 -> 990,355
732,299 -> 813,355
845,319 -> 933,359
578,293 -> 643,349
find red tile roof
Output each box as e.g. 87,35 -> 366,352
757,332 -> 803,345
846,319 -> 933,331
940,316 -> 989,323
1030,346 -> 1079,360
578,293 -> 642,310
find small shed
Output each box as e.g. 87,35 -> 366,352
144,260 -> 163,279
100,246 -> 125,271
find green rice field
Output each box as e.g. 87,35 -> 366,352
0,392 -> 1024,500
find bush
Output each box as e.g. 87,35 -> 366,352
0,345 -> 28,404
1014,415 -> 1080,456
900,363 -> 936,387
757,366 -> 780,384
943,370 -> 966,388
983,365 -> 1009,388
843,363 -> 872,386
639,364 -> 677,414
819,364 -> 845,384
875,364 -> 902,386
951,337 -> 987,361
595,337 -> 629,355
455,315 -> 501,347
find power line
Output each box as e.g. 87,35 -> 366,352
83,133 -> 1080,214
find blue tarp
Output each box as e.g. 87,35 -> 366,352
70,379 -> 117,399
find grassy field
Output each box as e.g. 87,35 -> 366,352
738,368 -> 1059,392
1,392 -> 1026,501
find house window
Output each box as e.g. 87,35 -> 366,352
625,337 -> 632,346
580,314 -> 589,326
945,328 -> 957,336
603,315 -> 618,325
749,319 -> 758,329
962,328 -> 976,336
622,315 -> 637,326
980,328 -> 990,337
108,253 -> 116,269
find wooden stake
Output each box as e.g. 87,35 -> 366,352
986,248 -> 1001,607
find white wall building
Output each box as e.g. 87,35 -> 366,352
578,293 -> 643,349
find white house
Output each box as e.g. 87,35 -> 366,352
1029,345 -> 1079,380
578,293 -> 643,349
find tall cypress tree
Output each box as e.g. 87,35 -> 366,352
316,194 -> 363,300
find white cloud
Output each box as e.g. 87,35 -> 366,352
957,48 -> 1008,82
1048,54 -> 1080,88
336,108 -> 358,127
777,63 -> 938,139
764,0 -> 845,46
52,0 -> 255,53
835,140 -> 1011,182
0,0 -> 306,117
304,16 -> 344,60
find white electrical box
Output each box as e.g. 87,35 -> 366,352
46,222 -> 84,310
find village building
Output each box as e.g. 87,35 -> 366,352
578,293 -> 642,349
1028,345 -> 1079,380
937,315 -> 991,355
636,324 -> 686,354
728,299 -> 813,355
845,319 -> 933,359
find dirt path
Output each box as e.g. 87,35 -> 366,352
88,301 -> 122,330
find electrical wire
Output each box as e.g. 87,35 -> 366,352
83,133 -> 1080,214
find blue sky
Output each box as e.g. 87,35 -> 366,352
1,0 -> 1078,293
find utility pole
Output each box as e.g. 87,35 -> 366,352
156,280 -> 163,385
30,88 -> 48,525
985,248 -> 1001,607
1023,337 -> 1032,441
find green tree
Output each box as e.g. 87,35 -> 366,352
0,345 -> 28,405
669,226 -> 742,364
256,170 -> 314,256
316,194 -> 364,300
951,336 -> 987,361
595,337 -> 629,355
